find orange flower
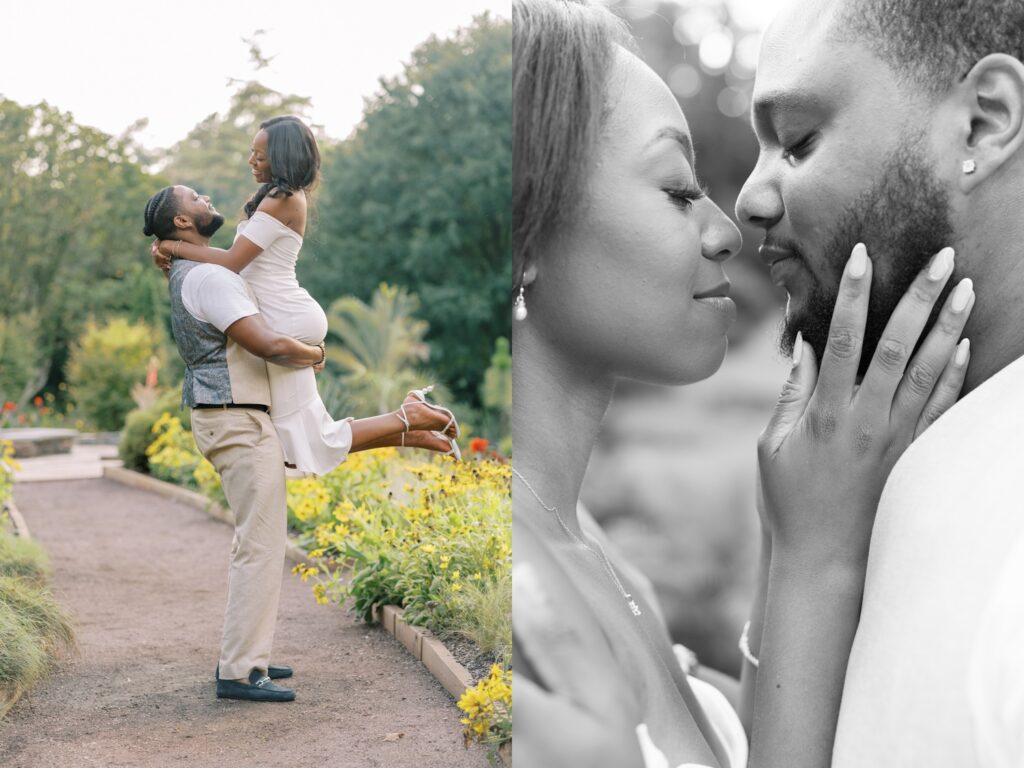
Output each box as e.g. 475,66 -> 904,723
469,438 -> 490,454
33,395 -> 44,407
2,402 -> 14,412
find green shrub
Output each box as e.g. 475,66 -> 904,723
67,318 -> 160,432
0,532 -> 48,584
119,390 -> 189,473
0,575 -> 74,690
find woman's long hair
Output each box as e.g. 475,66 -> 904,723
512,0 -> 631,289
244,116 -> 320,219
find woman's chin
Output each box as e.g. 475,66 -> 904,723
635,337 -> 728,387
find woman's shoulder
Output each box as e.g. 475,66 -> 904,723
252,191 -> 305,236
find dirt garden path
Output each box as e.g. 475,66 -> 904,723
0,478 -> 486,768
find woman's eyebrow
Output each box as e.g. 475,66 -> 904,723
644,126 -> 695,167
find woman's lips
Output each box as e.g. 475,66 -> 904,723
692,281 -> 730,300
693,295 -> 736,324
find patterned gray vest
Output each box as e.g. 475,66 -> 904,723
168,260 -> 271,408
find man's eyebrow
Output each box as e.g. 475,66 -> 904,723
645,127 -> 695,167
753,90 -> 825,123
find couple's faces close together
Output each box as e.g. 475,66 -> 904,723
172,127 -> 271,238
540,3 -> 963,385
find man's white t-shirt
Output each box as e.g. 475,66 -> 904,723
181,263 -> 259,331
832,354 -> 1024,767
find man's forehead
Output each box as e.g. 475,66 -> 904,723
755,0 -> 840,99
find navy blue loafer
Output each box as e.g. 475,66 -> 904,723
216,669 -> 295,702
216,663 -> 293,680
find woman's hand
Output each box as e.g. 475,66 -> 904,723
151,240 -> 172,272
513,561 -> 646,768
758,242 -> 973,570
747,243 -> 973,767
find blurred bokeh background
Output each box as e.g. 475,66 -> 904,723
582,0 -> 791,673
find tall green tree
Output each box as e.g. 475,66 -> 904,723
300,14 -> 512,405
0,99 -> 167,406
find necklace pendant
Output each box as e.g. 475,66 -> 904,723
628,600 -> 642,617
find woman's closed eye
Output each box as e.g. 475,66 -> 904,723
662,182 -> 709,211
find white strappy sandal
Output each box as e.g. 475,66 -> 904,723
395,386 -> 462,460
406,385 -> 460,438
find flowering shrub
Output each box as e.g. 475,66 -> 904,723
0,392 -> 80,430
458,663 -> 512,763
146,414 -> 223,505
291,453 -> 511,648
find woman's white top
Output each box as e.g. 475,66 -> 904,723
635,645 -> 748,768
235,211 -> 352,474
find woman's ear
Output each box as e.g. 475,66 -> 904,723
959,53 -> 1024,191
522,261 -> 538,288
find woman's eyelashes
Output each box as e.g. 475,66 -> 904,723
663,181 -> 708,211
781,132 -> 818,165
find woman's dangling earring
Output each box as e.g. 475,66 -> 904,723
513,285 -> 528,321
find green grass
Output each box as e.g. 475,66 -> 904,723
0,526 -> 75,698
450,569 -> 511,665
0,530 -> 49,583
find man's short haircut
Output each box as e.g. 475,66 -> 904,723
143,186 -> 180,240
833,0 -> 1024,98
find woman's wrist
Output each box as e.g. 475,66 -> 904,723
768,546 -> 868,598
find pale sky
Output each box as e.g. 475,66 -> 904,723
2,0 -> 510,150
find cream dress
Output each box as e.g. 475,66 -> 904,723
235,210 -> 352,475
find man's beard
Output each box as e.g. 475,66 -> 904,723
780,138 -> 956,375
196,211 -> 225,238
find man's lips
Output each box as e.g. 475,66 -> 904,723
693,281 -> 730,300
758,244 -> 800,267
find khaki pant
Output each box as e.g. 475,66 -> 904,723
192,408 -> 286,681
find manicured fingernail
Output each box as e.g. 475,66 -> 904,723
928,247 -> 955,281
954,338 -> 970,367
849,243 -> 868,278
792,331 -> 803,367
951,278 -> 974,312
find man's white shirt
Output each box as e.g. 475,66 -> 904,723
833,353 -> 1024,767
181,263 -> 259,331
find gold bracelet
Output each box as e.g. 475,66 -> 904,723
173,240 -> 182,259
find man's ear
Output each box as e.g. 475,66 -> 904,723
959,53 -> 1024,191
172,212 -> 192,232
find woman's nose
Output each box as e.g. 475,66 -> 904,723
701,202 -> 742,264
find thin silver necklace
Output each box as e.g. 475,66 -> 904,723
513,467 -> 642,617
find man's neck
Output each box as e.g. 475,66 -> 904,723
177,232 -> 210,247
956,204 -> 1024,395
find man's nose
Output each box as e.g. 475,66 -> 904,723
735,160 -> 783,231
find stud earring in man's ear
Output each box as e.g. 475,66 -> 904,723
962,159 -> 977,174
